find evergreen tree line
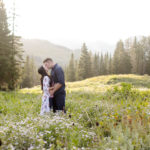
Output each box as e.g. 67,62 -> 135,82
65,36 -> 150,81
65,43 -> 112,81
0,0 -> 23,90
21,56 -> 40,88
0,0 -> 39,90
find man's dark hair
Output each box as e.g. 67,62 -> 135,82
43,58 -> 53,63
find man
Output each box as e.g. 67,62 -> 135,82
43,58 -> 66,113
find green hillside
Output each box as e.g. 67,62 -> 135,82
0,75 -> 150,149
67,74 -> 150,91
22,39 -> 80,67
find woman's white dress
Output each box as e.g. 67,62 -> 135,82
40,76 -> 50,115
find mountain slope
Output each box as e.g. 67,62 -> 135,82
22,39 -> 73,67
22,39 -> 115,67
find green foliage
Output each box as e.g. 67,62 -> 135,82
0,0 -> 23,90
0,1 -> 12,90
0,75 -> 150,149
107,75 -> 150,88
66,53 -> 76,81
113,40 -> 131,74
8,35 -> 24,90
106,83 -> 139,101
92,53 -> 100,76
66,44 -> 112,82
78,43 -> 91,80
66,36 -> 150,82
21,56 -> 40,88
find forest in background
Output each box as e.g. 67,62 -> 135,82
0,0 -> 39,90
65,37 -> 150,81
1,0 -> 150,90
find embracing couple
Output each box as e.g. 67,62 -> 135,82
38,58 -> 66,115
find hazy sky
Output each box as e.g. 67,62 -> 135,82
4,0 -> 150,48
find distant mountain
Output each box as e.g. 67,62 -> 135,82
22,39 -> 115,67
22,39 -> 74,67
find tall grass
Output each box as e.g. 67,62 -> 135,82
0,74 -> 150,149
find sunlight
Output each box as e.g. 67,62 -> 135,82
4,0 -> 150,47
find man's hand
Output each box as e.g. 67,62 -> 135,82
49,87 -> 54,94
50,90 -> 54,97
49,83 -> 62,96
49,87 -> 54,90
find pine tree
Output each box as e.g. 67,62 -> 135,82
64,65 -> 69,81
99,53 -> 105,75
138,37 -> 147,75
30,56 -> 40,86
91,52 -> 95,77
122,49 -> 132,74
130,37 -> 138,74
21,56 -> 32,88
87,51 -> 92,77
143,37 -> 150,74
8,0 -> 23,90
21,56 -> 39,88
8,36 -> 23,89
78,43 -> 91,80
0,0 -> 12,90
145,49 -> 150,75
113,40 -> 132,74
93,53 -> 100,76
113,40 -> 124,74
104,52 -> 109,75
108,54 -> 112,74
67,53 -> 75,81
74,60 -> 78,81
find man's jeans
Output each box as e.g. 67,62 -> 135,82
49,93 -> 65,113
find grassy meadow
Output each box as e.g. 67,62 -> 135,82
0,74 -> 150,150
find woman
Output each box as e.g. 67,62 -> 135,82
38,65 -> 52,115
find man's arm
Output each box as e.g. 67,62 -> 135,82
53,83 -> 62,93
50,67 -> 64,95
50,83 -> 62,96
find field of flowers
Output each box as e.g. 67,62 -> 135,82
0,74 -> 150,150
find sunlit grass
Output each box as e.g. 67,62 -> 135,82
0,74 -> 150,149
19,85 -> 42,94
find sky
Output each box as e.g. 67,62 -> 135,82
4,0 -> 150,49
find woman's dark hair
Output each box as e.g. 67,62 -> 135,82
38,66 -> 51,90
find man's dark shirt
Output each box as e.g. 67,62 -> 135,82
51,64 -> 66,96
